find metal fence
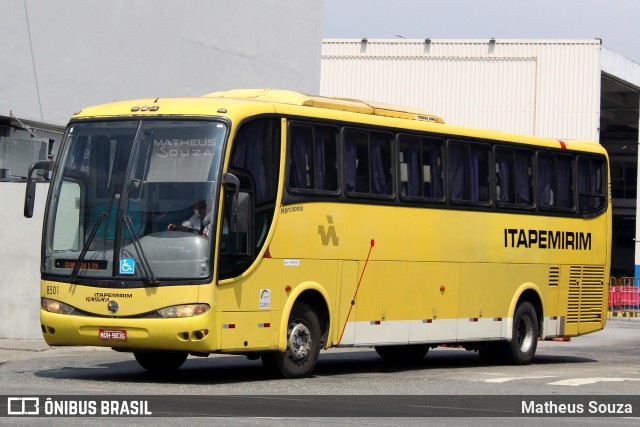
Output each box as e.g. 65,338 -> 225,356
609,277 -> 640,314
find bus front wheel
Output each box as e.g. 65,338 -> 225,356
261,302 -> 321,378
505,301 -> 538,365
134,351 -> 188,372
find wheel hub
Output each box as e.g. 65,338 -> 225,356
516,316 -> 534,352
288,323 -> 312,360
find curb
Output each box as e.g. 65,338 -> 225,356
608,311 -> 639,318
0,339 -> 50,352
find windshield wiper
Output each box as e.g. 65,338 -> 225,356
70,212 -> 108,283
123,214 -> 158,286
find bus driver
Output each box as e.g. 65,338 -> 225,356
167,200 -> 210,236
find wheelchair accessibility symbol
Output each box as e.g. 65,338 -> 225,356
119,258 -> 135,275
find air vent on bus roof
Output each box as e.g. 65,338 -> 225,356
203,89 -> 445,124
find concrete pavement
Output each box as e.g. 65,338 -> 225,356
0,339 -> 50,365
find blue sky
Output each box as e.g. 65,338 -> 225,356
323,0 -> 640,63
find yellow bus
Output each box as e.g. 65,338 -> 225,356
25,89 -> 611,378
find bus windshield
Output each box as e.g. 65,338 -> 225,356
43,119 -> 227,284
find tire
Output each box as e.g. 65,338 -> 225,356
374,344 -> 429,362
261,302 -> 321,378
505,301 -> 539,365
134,351 -> 188,372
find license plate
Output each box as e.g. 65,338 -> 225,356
99,328 -> 127,341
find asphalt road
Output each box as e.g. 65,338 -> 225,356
1,317 -> 639,425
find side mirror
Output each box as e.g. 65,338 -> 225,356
24,160 -> 54,218
223,172 -> 251,233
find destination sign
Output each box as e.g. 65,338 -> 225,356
54,260 -> 109,270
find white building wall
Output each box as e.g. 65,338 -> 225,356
0,0 -> 323,339
321,39 -> 601,141
3,0 -> 323,126
0,182 -> 48,339
602,47 -> 640,87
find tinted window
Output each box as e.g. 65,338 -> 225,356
399,135 -> 444,201
495,148 -> 534,208
538,153 -> 575,210
344,130 -> 393,196
578,156 -> 607,213
288,124 -> 338,193
448,141 -> 491,204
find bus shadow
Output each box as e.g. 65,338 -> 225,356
33,348 -> 597,385
312,348 -> 597,377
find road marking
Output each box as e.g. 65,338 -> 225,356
481,375 -> 557,383
549,377 -> 640,387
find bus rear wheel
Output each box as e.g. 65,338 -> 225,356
505,301 -> 538,365
134,351 -> 188,372
374,344 -> 429,362
261,302 -> 321,378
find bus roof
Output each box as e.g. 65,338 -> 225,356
204,90 -> 606,154
71,89 -> 605,155
203,89 -> 446,124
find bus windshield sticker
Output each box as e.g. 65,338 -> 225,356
119,258 -> 136,275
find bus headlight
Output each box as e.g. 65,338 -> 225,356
157,304 -> 209,318
41,298 -> 75,315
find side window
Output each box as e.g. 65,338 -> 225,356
538,152 -> 575,211
220,118 -> 281,280
495,147 -> 533,208
578,156 -> 607,213
231,118 -> 280,205
344,129 -> 393,196
448,140 -> 491,204
288,124 -> 338,193
399,135 -> 444,201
